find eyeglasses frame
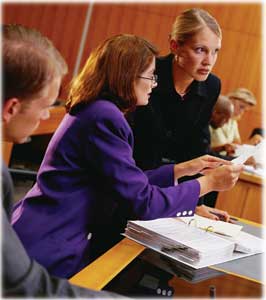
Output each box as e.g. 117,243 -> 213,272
138,74 -> 158,85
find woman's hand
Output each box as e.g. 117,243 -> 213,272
244,156 -> 257,167
195,205 -> 230,222
197,164 -> 244,196
174,155 -> 231,180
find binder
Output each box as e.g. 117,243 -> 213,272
123,216 -> 264,269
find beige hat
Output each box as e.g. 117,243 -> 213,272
227,88 -> 256,106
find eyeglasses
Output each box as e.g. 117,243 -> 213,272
138,74 -> 158,85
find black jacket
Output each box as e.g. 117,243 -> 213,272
130,53 -> 221,170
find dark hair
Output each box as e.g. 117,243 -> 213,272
250,128 -> 264,138
66,34 -> 158,113
3,24 -> 68,103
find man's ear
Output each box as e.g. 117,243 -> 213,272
2,98 -> 22,123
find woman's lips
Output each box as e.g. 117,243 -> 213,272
198,69 -> 209,75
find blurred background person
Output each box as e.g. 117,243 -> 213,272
209,95 -> 234,156
248,128 -> 264,146
210,88 -> 257,156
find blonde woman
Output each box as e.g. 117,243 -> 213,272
132,8 -> 226,211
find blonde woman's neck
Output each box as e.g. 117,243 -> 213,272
172,56 -> 193,96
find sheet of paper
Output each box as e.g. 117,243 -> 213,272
232,140 -> 265,165
180,215 -> 242,238
233,231 -> 265,253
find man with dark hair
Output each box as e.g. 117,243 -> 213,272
2,24 -> 120,298
209,94 -> 234,154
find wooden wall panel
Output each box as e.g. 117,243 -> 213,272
80,4 -> 174,68
81,2 -> 262,142
3,3 -> 89,98
2,3 -> 263,141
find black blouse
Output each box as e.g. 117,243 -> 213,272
130,53 -> 221,170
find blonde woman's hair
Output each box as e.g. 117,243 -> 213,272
227,88 -> 257,106
66,34 -> 158,113
170,8 -> 222,45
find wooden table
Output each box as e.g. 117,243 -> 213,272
216,171 -> 263,223
69,238 -> 145,290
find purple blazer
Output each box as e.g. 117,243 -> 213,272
12,100 -> 200,278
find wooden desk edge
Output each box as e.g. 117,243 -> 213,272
209,265 -> 263,285
69,238 -> 145,290
240,171 -> 263,185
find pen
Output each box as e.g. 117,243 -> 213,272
210,212 -> 238,222
229,216 -> 239,221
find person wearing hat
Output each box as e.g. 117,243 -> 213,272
210,87 -> 257,156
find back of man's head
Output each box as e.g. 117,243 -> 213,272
211,95 -> 234,129
3,24 -> 68,104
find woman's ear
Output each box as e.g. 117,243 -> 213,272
169,39 -> 179,54
2,98 -> 21,123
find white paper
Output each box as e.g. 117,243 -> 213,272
180,214 -> 243,238
232,231 -> 265,253
128,218 -> 233,253
232,140 -> 265,165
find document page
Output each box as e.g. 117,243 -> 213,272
230,231 -> 265,253
180,215 -> 242,238
232,140 -> 265,165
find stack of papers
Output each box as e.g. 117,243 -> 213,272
124,216 -> 264,269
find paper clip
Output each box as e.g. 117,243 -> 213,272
205,226 -> 214,233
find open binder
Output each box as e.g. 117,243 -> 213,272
124,216 -> 264,269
